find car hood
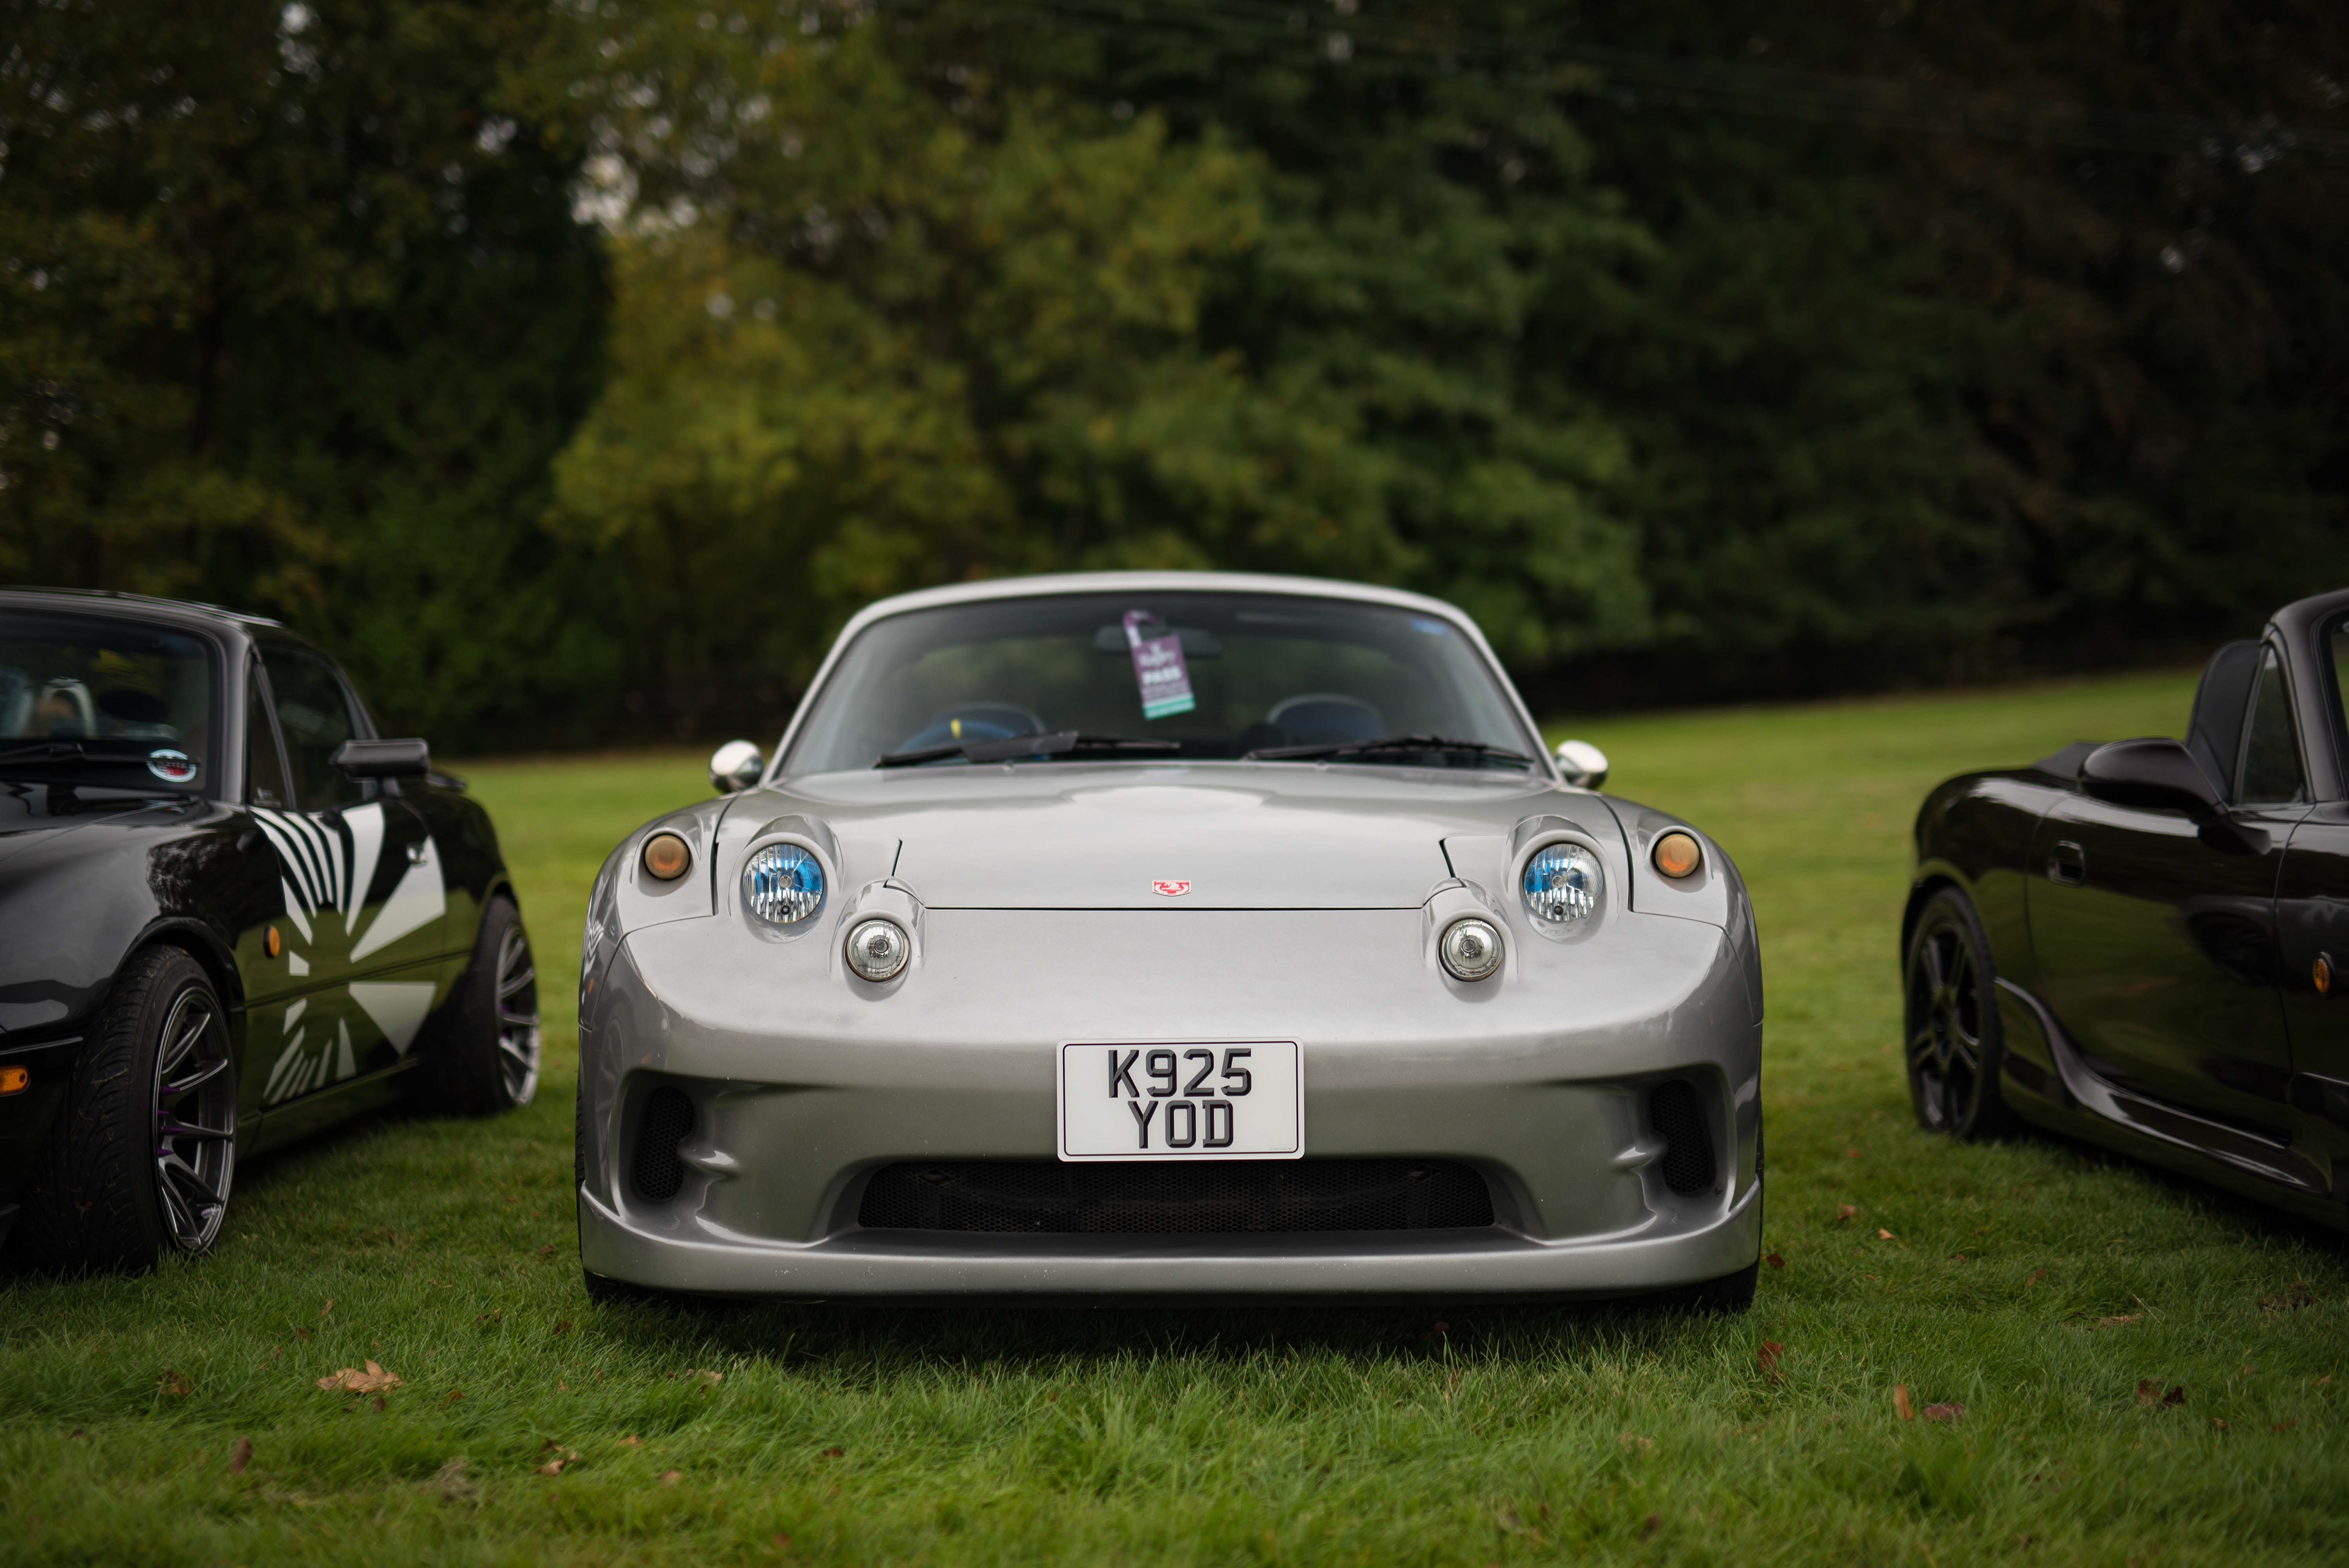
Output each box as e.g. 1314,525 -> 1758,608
743,765 -> 1611,909
0,784 -> 173,867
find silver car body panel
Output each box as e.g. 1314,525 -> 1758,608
576,572 -> 1764,1298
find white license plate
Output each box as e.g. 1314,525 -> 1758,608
1057,1041 -> 1301,1161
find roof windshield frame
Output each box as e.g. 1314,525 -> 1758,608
778,589 -> 1547,780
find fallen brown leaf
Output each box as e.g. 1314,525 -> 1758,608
773,1534 -> 792,1551
660,1470 -> 683,1485
229,1436 -> 251,1474
2260,1282 -> 2314,1313
537,1244 -> 555,1257
820,1446 -> 844,1458
1835,1204 -> 1858,1224
2210,1418 -> 2228,1431
1757,1341 -> 1784,1383
1845,1148 -> 1861,1158
1951,1253 -> 1968,1263
2136,1380 -> 2186,1408
536,1449 -> 581,1477
618,1435 -> 643,1447
1619,1432 -> 1653,1452
319,1299 -> 333,1320
1641,1514 -> 1660,1539
316,1361 -> 403,1395
432,1457 -> 480,1504
371,1395 -> 386,1414
443,1389 -> 463,1406
1894,1384 -> 1914,1421
1765,1253 -> 1785,1269
1923,1403 -> 1965,1424
2026,1268 -> 2047,1287
1877,1228 -> 1894,1240
158,1370 -> 190,1397
553,1320 -> 573,1336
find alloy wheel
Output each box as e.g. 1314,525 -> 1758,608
1906,913 -> 1985,1133
151,986 -> 236,1253
495,923 -> 541,1107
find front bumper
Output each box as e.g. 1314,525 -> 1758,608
578,906 -> 1762,1299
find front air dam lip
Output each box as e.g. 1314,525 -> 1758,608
576,1177 -> 1762,1302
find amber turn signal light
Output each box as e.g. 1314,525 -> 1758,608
264,924 -> 281,959
2317,953 -> 2334,996
0,1065 -> 28,1096
1652,830 -> 1704,880
642,831 -> 692,881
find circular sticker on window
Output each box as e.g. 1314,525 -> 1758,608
147,749 -> 199,784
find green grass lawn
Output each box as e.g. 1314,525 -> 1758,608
6,672 -> 2346,1566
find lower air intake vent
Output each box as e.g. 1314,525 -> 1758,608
633,1087 -> 696,1203
1648,1080 -> 1716,1195
859,1159 -> 1494,1235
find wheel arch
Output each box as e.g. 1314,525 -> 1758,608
132,915 -> 245,1014
1900,866 -> 1971,973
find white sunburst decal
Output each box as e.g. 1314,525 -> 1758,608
248,804 -> 446,1105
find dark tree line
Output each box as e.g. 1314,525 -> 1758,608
4,0 -> 2343,747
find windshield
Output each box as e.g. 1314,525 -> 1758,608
0,611 -> 217,793
784,591 -> 1539,775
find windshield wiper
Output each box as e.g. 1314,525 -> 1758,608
0,741 -> 86,767
875,731 -> 1184,768
1244,734 -> 1535,767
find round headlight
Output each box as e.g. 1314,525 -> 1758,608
1440,916 -> 1504,981
1652,830 -> 1703,880
1523,842 -> 1603,925
741,843 -> 824,925
641,831 -> 691,881
844,918 -> 910,981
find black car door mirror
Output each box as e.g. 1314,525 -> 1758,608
2079,738 -> 2223,819
332,737 -> 431,779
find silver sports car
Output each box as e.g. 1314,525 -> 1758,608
574,573 -> 1763,1306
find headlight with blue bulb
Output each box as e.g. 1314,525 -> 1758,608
1522,842 -> 1603,926
742,843 -> 825,926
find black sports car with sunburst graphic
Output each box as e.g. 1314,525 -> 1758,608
0,587 -> 538,1272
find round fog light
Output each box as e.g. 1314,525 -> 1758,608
1652,830 -> 1704,880
642,831 -> 692,881
1440,916 -> 1504,982
845,918 -> 910,982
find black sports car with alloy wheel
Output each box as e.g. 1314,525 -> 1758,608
0,587 -> 539,1272
1904,587 -> 2349,1228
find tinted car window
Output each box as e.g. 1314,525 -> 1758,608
261,646 -> 365,809
784,592 -> 1538,775
2238,644 -> 2306,805
245,664 -> 291,808
2331,617 -> 2349,756
0,611 -> 214,793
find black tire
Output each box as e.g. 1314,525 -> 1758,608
1904,886 -> 2019,1139
14,947 -> 237,1273
420,897 -> 540,1117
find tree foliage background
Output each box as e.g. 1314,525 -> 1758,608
5,0 -> 2345,746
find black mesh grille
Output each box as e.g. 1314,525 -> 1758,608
1649,1080 -> 1716,1195
858,1159 -> 1494,1235
633,1088 -> 696,1203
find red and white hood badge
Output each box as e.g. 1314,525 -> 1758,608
1151,880 -> 1192,897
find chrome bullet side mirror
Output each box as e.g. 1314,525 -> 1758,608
1553,738 -> 1609,790
709,738 -> 765,795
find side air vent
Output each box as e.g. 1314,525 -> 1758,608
633,1087 -> 696,1203
1648,1080 -> 1716,1195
